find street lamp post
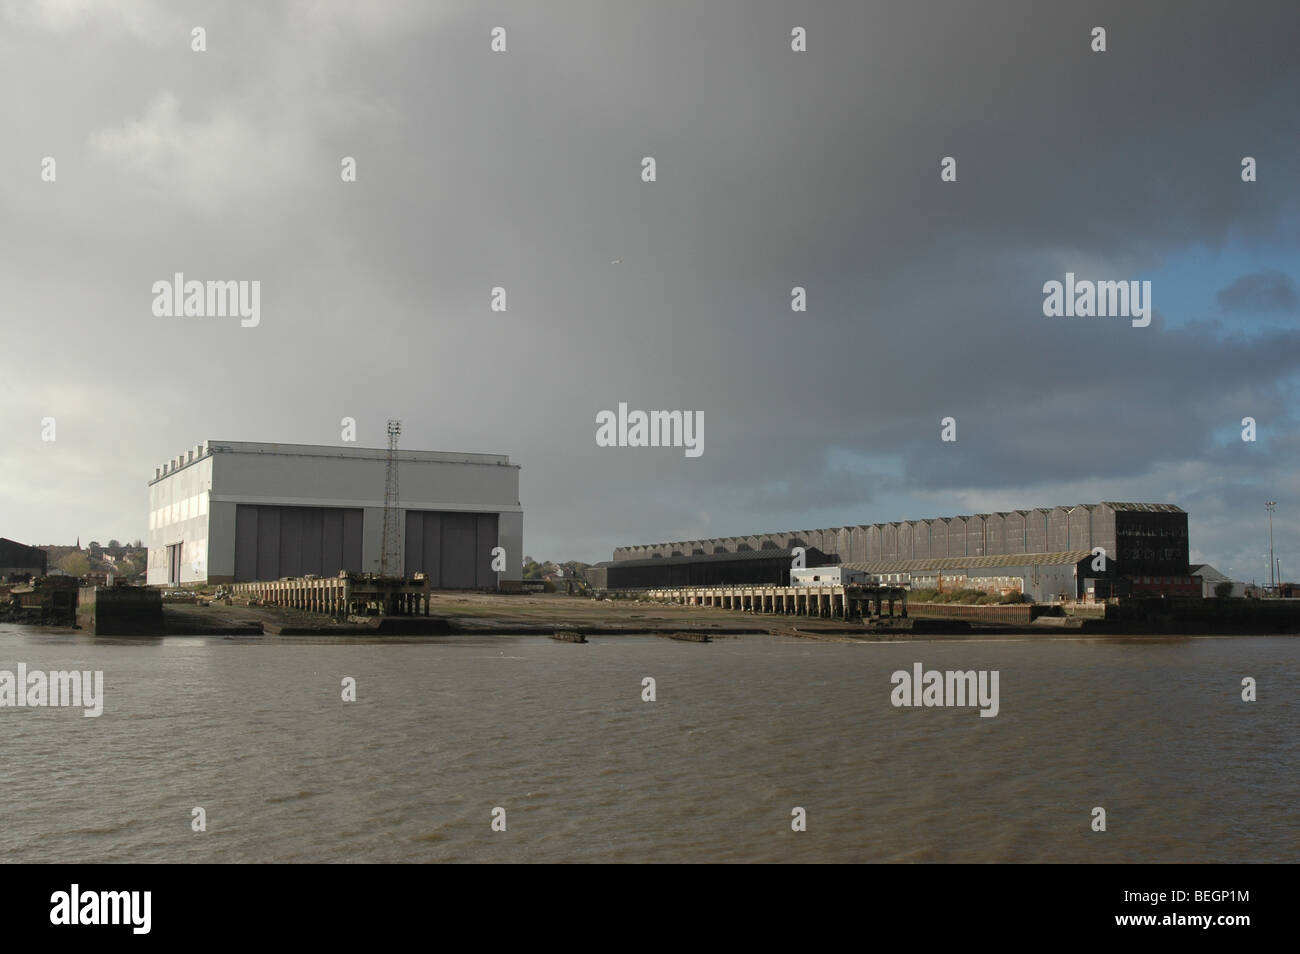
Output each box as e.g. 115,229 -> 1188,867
1265,502 -> 1277,595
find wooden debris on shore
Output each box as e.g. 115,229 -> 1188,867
667,631 -> 712,643
551,630 -> 588,643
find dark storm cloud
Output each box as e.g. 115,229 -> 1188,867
0,0 -> 1298,568
1217,271 -> 1299,314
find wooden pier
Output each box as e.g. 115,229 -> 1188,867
645,583 -> 908,620
229,572 -> 434,618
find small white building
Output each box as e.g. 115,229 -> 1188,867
147,440 -> 522,587
790,565 -> 872,586
1190,564 -> 1246,598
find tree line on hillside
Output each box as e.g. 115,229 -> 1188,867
45,540 -> 147,580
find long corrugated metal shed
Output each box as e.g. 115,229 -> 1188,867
843,550 -> 1093,574
622,503 -> 1184,551
610,547 -> 830,569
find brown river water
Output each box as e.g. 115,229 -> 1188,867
1,626 -> 1296,863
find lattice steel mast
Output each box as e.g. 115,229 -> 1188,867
380,419 -> 401,577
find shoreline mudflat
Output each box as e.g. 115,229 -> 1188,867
157,593 -> 1300,640
12,591 -> 1297,640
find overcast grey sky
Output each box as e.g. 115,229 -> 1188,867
1,0 -> 1298,581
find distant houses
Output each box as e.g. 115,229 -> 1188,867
0,539 -> 147,585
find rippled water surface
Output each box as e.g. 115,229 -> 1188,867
1,627 -> 1296,863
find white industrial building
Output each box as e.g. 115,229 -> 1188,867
147,440 -> 522,587
790,566 -> 872,586
1189,564 -> 1246,598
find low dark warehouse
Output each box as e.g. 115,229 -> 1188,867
587,547 -> 836,590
